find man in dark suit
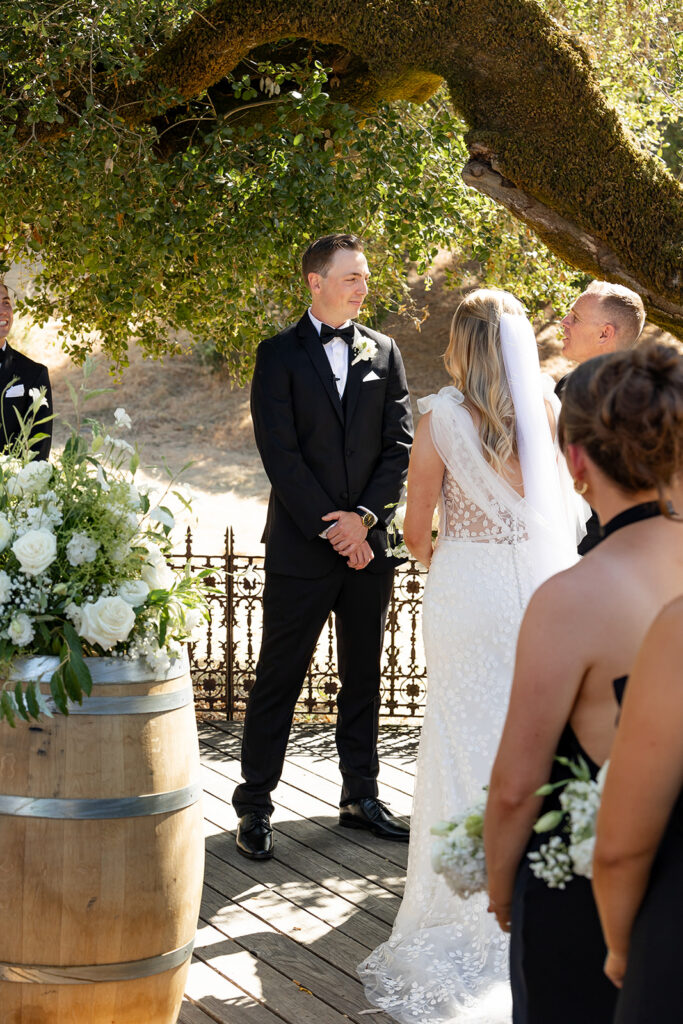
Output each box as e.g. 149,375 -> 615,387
0,282 -> 52,460
232,234 -> 413,859
555,280 -> 645,554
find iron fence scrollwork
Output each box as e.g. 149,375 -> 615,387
171,528 -> 428,720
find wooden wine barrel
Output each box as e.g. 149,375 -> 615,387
0,653 -> 204,1024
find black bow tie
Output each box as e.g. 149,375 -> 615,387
320,323 -> 354,345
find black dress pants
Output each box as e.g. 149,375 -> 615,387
232,561 -> 394,815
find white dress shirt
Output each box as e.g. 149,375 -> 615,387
307,310 -> 377,537
307,308 -> 352,397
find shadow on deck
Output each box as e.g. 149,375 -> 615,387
180,721 -> 419,1024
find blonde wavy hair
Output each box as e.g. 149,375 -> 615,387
443,288 -> 525,473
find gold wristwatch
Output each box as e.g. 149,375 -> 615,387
357,508 -> 377,529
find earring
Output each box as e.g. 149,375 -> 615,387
573,479 -> 588,496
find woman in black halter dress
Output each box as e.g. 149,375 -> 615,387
484,343 -> 683,1024
594,598 -> 683,1023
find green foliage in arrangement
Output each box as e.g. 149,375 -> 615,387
0,371 -> 210,726
0,0 -> 680,372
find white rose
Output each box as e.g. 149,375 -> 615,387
118,579 -> 150,606
17,461 -> 53,495
141,548 -> 175,591
0,570 -> 12,604
78,596 -> 136,650
0,514 -> 12,552
114,407 -> 132,430
9,612 -> 35,647
12,528 -> 57,576
66,531 -> 101,567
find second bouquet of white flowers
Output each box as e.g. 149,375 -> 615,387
0,386 -> 210,726
430,798 -> 488,899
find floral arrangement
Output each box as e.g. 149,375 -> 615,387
430,756 -> 608,898
385,498 -> 438,560
527,755 -> 608,889
0,381 -> 209,726
430,797 -> 488,899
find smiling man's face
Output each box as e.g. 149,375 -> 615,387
0,285 -> 13,342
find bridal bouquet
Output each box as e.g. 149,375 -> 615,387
527,756 -> 609,889
430,798 -> 488,898
0,385 -> 209,726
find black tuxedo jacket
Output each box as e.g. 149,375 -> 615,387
0,344 -> 52,460
251,313 -> 413,577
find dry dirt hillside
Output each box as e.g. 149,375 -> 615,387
12,261 -> 671,555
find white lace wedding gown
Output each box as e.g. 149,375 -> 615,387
358,385 -> 582,1024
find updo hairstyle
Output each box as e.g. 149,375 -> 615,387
444,288 -> 526,474
559,342 -> 683,505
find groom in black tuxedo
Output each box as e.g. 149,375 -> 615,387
233,234 -> 413,859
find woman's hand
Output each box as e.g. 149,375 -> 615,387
487,897 -> 512,933
604,950 -> 628,988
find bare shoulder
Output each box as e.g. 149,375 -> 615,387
524,558 -> 601,628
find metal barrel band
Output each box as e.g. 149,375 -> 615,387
0,780 -> 202,819
0,937 -> 194,985
44,685 -> 194,716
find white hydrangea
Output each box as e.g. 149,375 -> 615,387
528,835 -> 574,889
0,570 -> 12,603
66,532 -> 101,567
8,612 -> 35,647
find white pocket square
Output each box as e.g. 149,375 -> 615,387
362,370 -> 380,382
5,384 -> 25,398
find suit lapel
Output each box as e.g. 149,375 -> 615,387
343,326 -> 368,429
0,344 -> 18,393
297,314 -> 344,425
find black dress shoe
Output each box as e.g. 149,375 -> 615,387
339,798 -> 410,841
236,811 -> 274,859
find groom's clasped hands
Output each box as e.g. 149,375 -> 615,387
322,509 -> 375,570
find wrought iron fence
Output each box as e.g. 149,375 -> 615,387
170,528 -> 428,720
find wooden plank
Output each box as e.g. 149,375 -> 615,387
202,852 -> 373,974
184,946 -> 292,1024
201,789 -> 401,926
202,721 -> 420,787
204,817 -> 395,946
198,756 -> 409,872
178,996 -> 231,1024
197,887 -> 378,1023
193,912 -> 374,1024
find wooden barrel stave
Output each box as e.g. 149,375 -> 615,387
0,657 -> 203,1024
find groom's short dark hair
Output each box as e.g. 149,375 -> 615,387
302,234 -> 364,281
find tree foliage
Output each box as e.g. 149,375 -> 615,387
0,0 -> 681,372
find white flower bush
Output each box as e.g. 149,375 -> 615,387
430,797 -> 488,899
0,392 -> 209,726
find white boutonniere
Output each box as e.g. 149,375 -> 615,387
351,335 -> 378,366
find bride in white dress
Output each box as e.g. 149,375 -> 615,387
358,289 -> 586,1023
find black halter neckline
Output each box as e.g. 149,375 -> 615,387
601,500 -> 672,539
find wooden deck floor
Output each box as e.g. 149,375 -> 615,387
179,721 -> 420,1024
